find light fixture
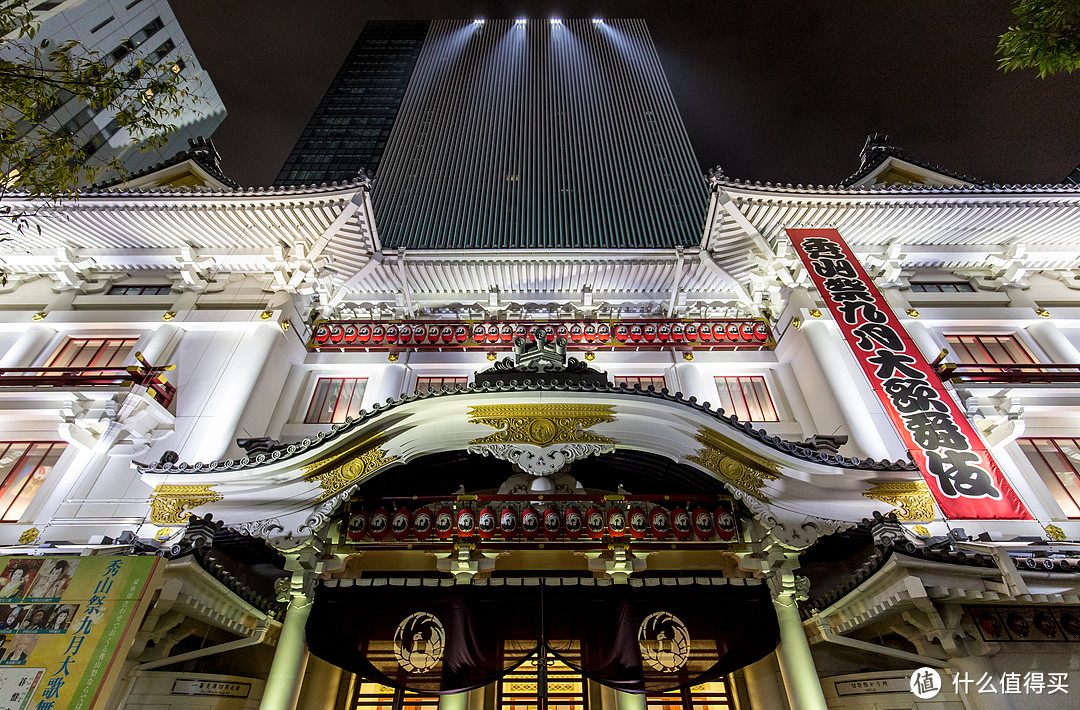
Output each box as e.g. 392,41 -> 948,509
515,18 -> 526,25
550,18 -> 562,25
473,19 -> 484,25
592,18 -> 603,24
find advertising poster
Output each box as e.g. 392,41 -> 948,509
0,556 -> 161,710
787,227 -> 1031,520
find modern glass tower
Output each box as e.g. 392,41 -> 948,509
276,19 -> 708,249
274,21 -> 430,187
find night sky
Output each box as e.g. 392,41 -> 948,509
171,0 -> 1080,189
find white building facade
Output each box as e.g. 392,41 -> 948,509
0,141 -> 1078,709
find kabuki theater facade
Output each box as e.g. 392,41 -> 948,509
2,16 -> 1080,710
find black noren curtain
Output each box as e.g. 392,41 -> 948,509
307,579 -> 777,695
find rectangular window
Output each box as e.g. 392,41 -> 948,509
414,376 -> 467,393
715,376 -> 779,422
90,16 -> 114,33
944,334 -> 1037,367
107,284 -> 171,296
47,337 -> 137,368
647,680 -> 733,708
152,38 -> 175,62
497,653 -> 586,709
305,378 -> 367,424
1019,438 -> 1080,518
352,683 -> 437,708
614,375 -> 668,391
30,2 -> 63,10
0,442 -> 66,522
910,282 -> 975,293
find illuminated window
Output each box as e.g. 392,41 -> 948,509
107,284 -> 171,295
1019,438 -> 1080,518
944,334 -> 1037,367
647,680 -> 733,708
614,375 -> 667,391
714,376 -> 779,421
0,442 -> 66,522
414,376 -> 467,392
909,282 -> 975,293
47,337 -> 137,368
497,651 -> 586,709
351,682 -> 437,708
305,378 -> 367,424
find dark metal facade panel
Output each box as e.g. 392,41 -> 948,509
371,19 -> 708,249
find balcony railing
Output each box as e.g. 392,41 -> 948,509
0,353 -> 176,408
934,362 -> 1080,386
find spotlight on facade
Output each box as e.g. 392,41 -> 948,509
550,18 -> 562,25
592,18 -> 603,24
473,19 -> 485,25
515,18 -> 527,25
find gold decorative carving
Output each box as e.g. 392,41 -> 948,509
1045,524 -> 1066,542
685,427 -> 780,501
18,528 -> 39,545
912,525 -> 930,538
149,485 -> 223,525
468,404 -> 615,446
153,527 -> 175,541
303,435 -> 398,501
862,481 -> 936,522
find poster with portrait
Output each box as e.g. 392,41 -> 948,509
0,556 -> 161,710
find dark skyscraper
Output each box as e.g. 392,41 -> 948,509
274,21 -> 429,187
278,19 -> 707,249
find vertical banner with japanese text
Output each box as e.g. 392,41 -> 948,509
787,228 -> 1031,520
0,555 -> 161,710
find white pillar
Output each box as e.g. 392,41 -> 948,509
742,652 -> 787,710
187,324 -> 279,462
903,319 -> 946,363
137,323 -> 183,367
772,595 -> 827,710
260,596 -> 312,710
369,363 -> 406,406
800,319 -> 892,460
438,691 -> 470,710
675,362 -> 714,403
296,653 -> 342,710
0,324 -> 56,367
615,690 -> 647,710
1026,320 -> 1080,363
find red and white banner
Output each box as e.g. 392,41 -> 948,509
787,228 -> 1031,520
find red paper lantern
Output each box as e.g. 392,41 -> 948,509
521,507 -> 540,539
477,506 -> 497,540
698,322 -> 713,342
342,323 -> 358,344
413,508 -> 433,540
371,324 -> 385,343
314,324 -> 331,344
412,324 -> 426,342
628,507 -> 648,539
391,508 -> 412,540
472,324 -> 487,343
347,511 -> 368,540
585,507 -> 606,539
583,323 -> 597,342
629,324 -> 643,342
434,507 -> 454,539
440,325 -> 454,343
725,323 -> 739,340
369,508 -> 390,540
500,507 -> 519,538
615,324 -> 630,342
456,508 -> 476,537
543,507 -> 562,539
356,324 -> 371,343
650,508 -> 671,540
740,322 -> 754,341
454,325 -> 468,343
671,508 -> 692,540
564,507 -> 583,539
714,504 -> 737,541
385,324 -> 399,343
691,507 -> 714,540
683,323 -> 698,341
329,324 -> 344,344
607,508 -> 627,538
596,323 -> 611,343
641,323 -> 656,341
501,324 -> 515,342
570,323 -> 584,342
754,321 -> 769,342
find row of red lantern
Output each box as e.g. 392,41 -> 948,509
313,320 -> 770,347
347,504 -> 737,542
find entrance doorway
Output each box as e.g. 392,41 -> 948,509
497,649 -> 588,709
352,682 -> 438,709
